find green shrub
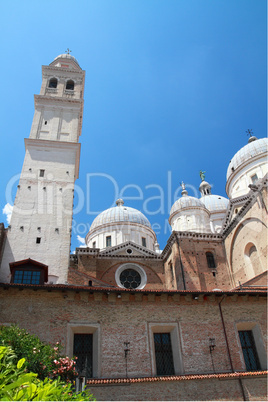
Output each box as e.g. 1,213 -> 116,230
0,325 -> 76,382
0,346 -> 96,401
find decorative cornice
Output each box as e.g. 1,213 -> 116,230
75,242 -> 162,260
42,65 -> 85,76
98,241 -> 161,258
34,94 -> 83,107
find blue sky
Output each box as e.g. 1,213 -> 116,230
0,0 -> 266,251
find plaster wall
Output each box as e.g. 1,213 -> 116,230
0,143 -> 78,284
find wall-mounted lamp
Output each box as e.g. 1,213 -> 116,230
209,337 -> 216,352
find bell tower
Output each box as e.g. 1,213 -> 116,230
0,53 -> 85,284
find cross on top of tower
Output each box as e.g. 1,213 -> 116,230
65,48 -> 72,55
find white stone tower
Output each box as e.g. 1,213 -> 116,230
0,53 -> 85,284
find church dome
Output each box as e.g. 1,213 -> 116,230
226,136 -> 268,199
200,194 -> 229,212
169,186 -> 211,233
227,137 -> 268,180
170,196 -> 205,219
86,200 -> 156,251
90,199 -> 151,231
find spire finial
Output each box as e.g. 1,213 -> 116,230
200,170 -> 206,181
65,48 -> 72,55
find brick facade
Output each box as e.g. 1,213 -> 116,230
0,284 -> 267,400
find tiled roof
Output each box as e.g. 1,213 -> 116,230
0,282 -> 266,296
87,370 -> 268,385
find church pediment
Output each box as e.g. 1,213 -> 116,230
98,241 -> 161,258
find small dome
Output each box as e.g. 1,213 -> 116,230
170,196 -> 206,219
90,202 -> 151,231
169,188 -> 210,233
51,53 -> 80,67
200,194 -> 229,212
227,137 -> 268,180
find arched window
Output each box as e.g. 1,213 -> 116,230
48,78 -> 58,88
66,80 -> 74,90
206,252 -> 216,269
244,243 -> 262,276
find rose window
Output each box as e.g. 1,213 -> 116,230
119,269 -> 141,289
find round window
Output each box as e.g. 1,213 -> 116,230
115,263 -> 147,290
119,269 -> 141,289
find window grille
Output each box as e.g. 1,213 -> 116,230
239,330 -> 261,371
154,333 -> 175,375
73,334 -> 93,378
120,269 -> 141,289
206,252 -> 216,269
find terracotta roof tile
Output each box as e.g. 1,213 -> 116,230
86,371 -> 268,385
0,282 -> 266,296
